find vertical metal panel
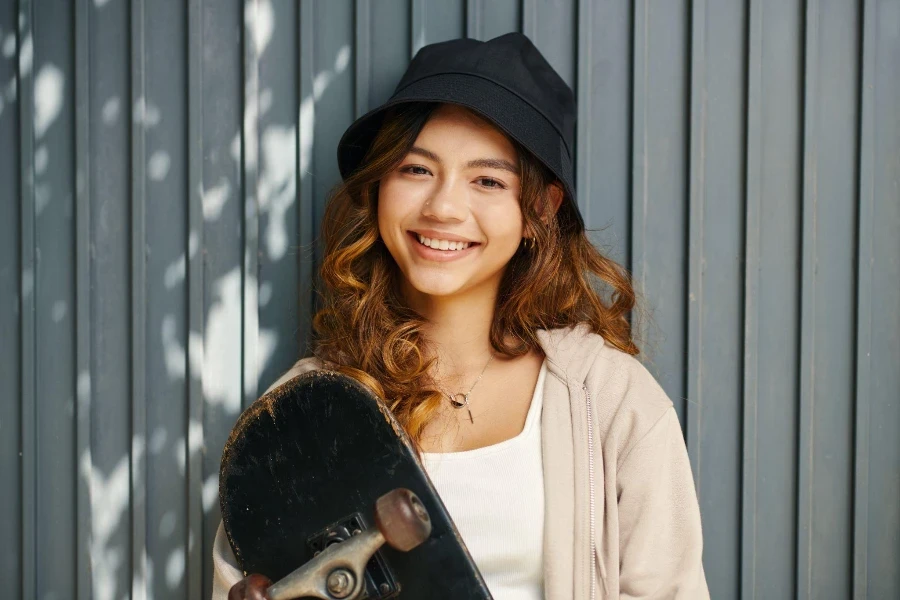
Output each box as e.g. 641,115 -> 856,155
242,0 -> 261,409
74,0 -> 92,598
297,0 -> 316,356
365,0 -> 409,110
89,0 -> 133,597
0,0 -> 22,590
741,1 -> 804,597
16,0 -> 35,597
256,0 -> 302,394
186,1 -> 205,597
686,0 -> 747,596
144,1 -> 189,596
797,0 -> 861,597
575,0 -> 631,265
854,1 -> 900,597
630,0 -> 690,414
467,0 -> 520,41
466,0 -> 483,39
313,0 -> 354,227
33,0 -> 77,597
410,0 -> 424,57
129,0 -> 149,598
198,0 -> 244,591
411,0 -> 464,54
353,0 -> 370,118
0,0 -> 21,591
522,0 -> 576,87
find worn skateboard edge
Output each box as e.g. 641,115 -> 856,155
220,370 -> 417,473
218,369 -> 430,578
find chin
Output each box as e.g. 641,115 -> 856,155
405,274 -> 469,298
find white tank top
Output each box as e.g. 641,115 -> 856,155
421,361 -> 547,600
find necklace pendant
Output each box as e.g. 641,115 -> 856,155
449,392 -> 468,409
447,393 -> 475,424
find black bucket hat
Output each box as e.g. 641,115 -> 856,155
337,32 -> 582,231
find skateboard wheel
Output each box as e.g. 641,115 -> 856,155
374,488 -> 432,552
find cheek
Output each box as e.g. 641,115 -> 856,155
376,181 -> 403,233
477,199 -> 525,242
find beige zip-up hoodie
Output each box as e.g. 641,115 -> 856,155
212,324 -> 709,599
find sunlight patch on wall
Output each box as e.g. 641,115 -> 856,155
148,150 -> 171,181
102,96 -> 120,125
18,33 -> 32,77
84,446 -> 138,600
203,267 -> 242,410
34,63 -> 63,138
166,547 -> 185,590
299,44 -> 350,177
259,124 -> 296,261
162,314 -> 186,381
133,96 -> 161,128
202,178 -> 231,221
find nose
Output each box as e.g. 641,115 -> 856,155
421,176 -> 467,222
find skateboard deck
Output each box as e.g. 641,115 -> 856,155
220,370 -> 493,599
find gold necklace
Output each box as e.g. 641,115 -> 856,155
440,353 -> 494,424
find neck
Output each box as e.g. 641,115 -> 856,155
402,282 -> 497,384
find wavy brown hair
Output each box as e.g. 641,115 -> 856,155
313,102 -> 639,448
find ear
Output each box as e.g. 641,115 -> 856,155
538,182 -> 565,223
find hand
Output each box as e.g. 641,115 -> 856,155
228,574 -> 273,600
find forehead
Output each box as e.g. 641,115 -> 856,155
414,104 -> 517,159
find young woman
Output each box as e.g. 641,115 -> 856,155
214,34 -> 709,599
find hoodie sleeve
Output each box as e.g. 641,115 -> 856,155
211,521 -> 243,599
615,407 -> 709,599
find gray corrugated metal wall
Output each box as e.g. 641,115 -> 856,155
1,0 -> 897,598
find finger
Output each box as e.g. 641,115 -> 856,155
228,573 -> 273,600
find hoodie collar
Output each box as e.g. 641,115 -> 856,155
536,324 -> 606,386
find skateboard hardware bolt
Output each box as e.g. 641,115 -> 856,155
326,568 -> 355,598
379,583 -> 391,594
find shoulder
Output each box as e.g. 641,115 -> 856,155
262,356 -> 327,395
539,325 -> 676,466
587,342 -> 677,467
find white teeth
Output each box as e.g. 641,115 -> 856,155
416,234 -> 471,251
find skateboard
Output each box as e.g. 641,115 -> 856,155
219,370 -> 493,600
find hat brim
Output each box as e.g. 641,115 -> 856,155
337,73 -> 583,232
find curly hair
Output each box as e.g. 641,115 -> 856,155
312,102 -> 639,449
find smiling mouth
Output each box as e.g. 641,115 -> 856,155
411,232 -> 478,251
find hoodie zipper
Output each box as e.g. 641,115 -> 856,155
583,385 -> 596,600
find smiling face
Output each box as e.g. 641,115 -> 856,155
377,104 -> 525,303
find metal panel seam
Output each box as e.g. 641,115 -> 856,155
851,0 -> 876,597
741,0 -> 764,597
686,0 -> 708,493
797,0 -> 820,596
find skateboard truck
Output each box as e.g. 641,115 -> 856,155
266,488 -> 432,600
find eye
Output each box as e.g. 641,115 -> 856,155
476,177 -> 506,190
399,165 -> 431,176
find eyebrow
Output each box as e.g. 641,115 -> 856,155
408,146 -> 520,175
